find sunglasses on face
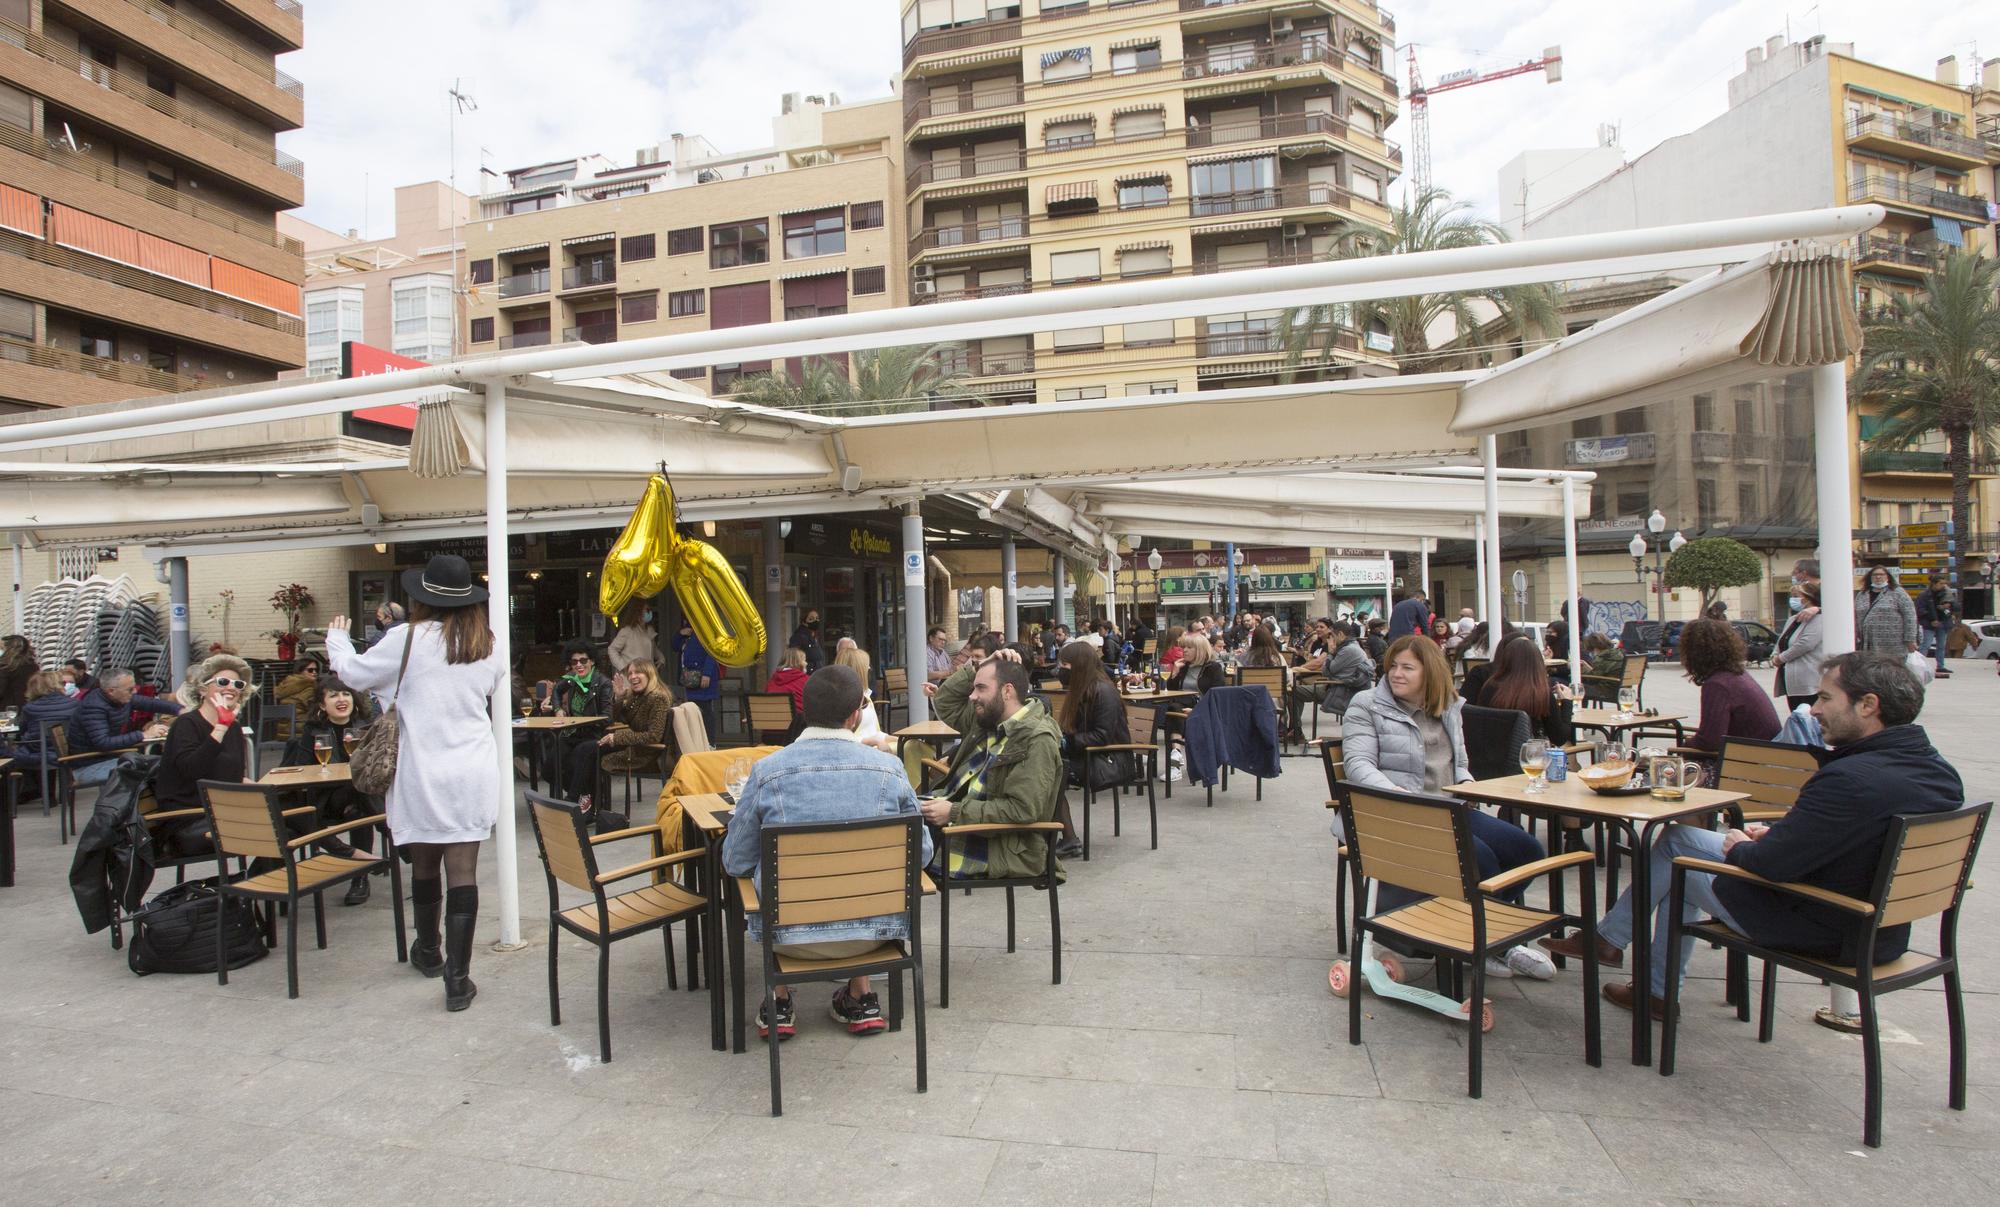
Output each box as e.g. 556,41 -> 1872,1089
211,677 -> 248,690
569,657 -> 592,666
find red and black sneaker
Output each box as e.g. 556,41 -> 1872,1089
758,994 -> 796,1041
830,987 -> 887,1035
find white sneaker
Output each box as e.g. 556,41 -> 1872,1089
1482,956 -> 1516,979
1505,944 -> 1558,981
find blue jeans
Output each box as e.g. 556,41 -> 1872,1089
1598,824 -> 1744,997
72,758 -> 118,786
1467,810 -> 1545,902
1933,623 -> 1952,671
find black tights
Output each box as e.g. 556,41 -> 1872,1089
405,840 -> 480,892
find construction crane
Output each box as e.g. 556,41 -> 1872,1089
1406,45 -> 1564,196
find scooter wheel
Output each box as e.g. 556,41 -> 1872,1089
1377,951 -> 1407,984
1327,961 -> 1351,998
1460,998 -> 1497,1033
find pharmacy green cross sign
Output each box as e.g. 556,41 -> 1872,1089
1158,571 -> 1319,596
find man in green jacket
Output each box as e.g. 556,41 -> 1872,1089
918,647 -> 1065,881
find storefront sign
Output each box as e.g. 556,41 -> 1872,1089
341,342 -> 425,430
850,527 -> 893,559
788,517 -> 898,561
1159,571 -> 1319,598
1324,558 -> 1391,592
393,535 -> 526,565
541,529 -> 620,561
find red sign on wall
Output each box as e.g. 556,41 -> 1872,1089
340,341 -> 425,430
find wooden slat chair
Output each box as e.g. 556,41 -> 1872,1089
932,781 -> 1066,1010
527,791 -> 709,1063
1074,703 -> 1162,860
1139,638 -> 1157,660
1315,742 -> 1363,955
881,667 -> 911,730
1581,656 -> 1646,709
1339,783 -> 1601,1097
199,780 -> 404,999
1662,802 -> 1990,1148
741,814 -> 929,1116
1713,737 -> 1819,826
619,739 -> 676,811
1236,666 -> 1290,752
743,692 -> 797,746
49,722 -> 139,845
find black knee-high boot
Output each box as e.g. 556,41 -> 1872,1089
410,877 -> 445,977
444,885 -> 478,1011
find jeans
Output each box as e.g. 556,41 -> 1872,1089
1466,810 -> 1545,903
1933,623 -> 1952,671
72,758 -> 117,786
1597,824 -> 1745,997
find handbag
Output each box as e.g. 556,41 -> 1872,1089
349,627 -> 415,796
680,665 -> 705,692
127,878 -> 267,976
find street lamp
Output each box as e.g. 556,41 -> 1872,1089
1630,512 -> 1689,629
1147,547 -> 1163,630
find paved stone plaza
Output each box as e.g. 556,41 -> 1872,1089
3,670 -> 1994,1205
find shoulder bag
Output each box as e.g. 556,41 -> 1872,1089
349,627 -> 415,796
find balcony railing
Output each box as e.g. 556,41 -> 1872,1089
563,324 -> 617,344
499,330 -> 552,350
272,0 -> 304,15
1190,180 -> 1343,217
1377,6 -> 1395,32
1044,132 -> 1097,152
1187,110 -> 1345,147
1849,174 -> 1988,220
0,334 -> 193,393
1184,38 -> 1339,80
562,260 -> 616,290
131,0 -> 306,101
907,149 -> 1028,189
903,16 -> 1022,64
1861,449 -> 1999,474
910,215 -> 1029,255
906,83 -> 1025,126
936,346 -> 1035,377
1735,432 -> 1774,460
1847,113 -> 1987,161
1855,235 -> 1936,270
497,269 -> 550,299
0,227 -> 303,337
1563,433 -> 1658,466
1193,250 -> 1322,273
1691,430 -> 1732,461
1197,328 -> 1281,357
913,279 -> 1031,305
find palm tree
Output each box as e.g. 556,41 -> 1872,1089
730,344 -> 982,415
1851,250 -> 2000,586
1276,185 -> 1561,377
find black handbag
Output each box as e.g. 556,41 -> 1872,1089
126,879 -> 268,976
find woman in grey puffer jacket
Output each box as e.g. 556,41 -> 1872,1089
1853,564 -> 1918,655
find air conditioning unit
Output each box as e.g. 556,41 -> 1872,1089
1282,222 -> 1306,239
913,263 -> 935,279
1272,17 -> 1294,34
913,279 -> 937,297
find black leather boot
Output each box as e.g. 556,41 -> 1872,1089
443,886 -> 478,1012
409,878 -> 444,977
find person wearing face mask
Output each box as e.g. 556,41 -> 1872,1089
281,674 -> 380,903
1853,563 -> 1919,658
1771,581 -> 1825,713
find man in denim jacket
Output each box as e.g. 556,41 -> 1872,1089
723,665 -> 931,1039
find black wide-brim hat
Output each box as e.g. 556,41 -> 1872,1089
402,553 -> 489,608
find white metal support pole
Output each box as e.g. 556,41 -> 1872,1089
1562,477 -> 1582,691
1052,552 -> 1067,632
1381,551 -> 1393,626
1001,537 -> 1018,643
1812,359 -> 1861,1023
902,504 -> 930,725
484,380 -> 523,950
1419,541 -> 1430,606
1483,436 -> 1504,658
1474,518 -> 1489,625
10,538 -> 23,634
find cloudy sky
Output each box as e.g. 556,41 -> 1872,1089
281,0 -> 1987,238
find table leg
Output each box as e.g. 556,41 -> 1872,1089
1629,819 -> 1659,1066
678,811 -> 703,992
707,860 -> 726,1053
3,770 -> 16,888
728,884 -> 748,1054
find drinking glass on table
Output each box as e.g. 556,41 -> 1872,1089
341,730 -> 358,759
1519,738 -> 1551,793
312,734 -> 332,767
724,756 -> 753,802
1616,686 -> 1637,719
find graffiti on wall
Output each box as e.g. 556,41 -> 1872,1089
1588,599 -> 1647,636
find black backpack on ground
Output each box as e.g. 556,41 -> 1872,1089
126,878 -> 268,976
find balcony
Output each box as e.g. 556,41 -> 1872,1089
1736,432 -> 1774,460
499,329 -> 552,350
1855,234 -> 1935,277
907,149 -> 1027,190
913,279 -> 1031,305
903,16 -> 1022,65
1691,430 -> 1732,461
1184,38 -> 1339,81
1563,433 -> 1657,467
1861,449 -> 1999,475
1190,180 -> 1343,217
1187,110 -> 1346,148
1193,250 -> 1322,273
937,345 -> 1034,377
1848,174 -> 1988,220
562,260 -> 616,291
563,324 -> 617,345
123,0 -> 306,113
910,215 -> 1029,256
1197,328 -> 1282,357
497,268 -> 550,299
906,83 -> 1025,128
1847,113 -> 1989,166
0,334 -> 192,393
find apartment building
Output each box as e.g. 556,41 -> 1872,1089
462,93 -> 907,394
282,180 -> 473,377
0,0 -> 305,413
898,0 -> 1402,404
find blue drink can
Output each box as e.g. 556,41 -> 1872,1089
1545,749 -> 1567,782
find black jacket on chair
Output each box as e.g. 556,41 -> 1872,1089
1720,724 -> 1961,964
68,755 -> 161,934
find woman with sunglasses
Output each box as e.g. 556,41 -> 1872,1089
153,653 -> 257,815
279,673 -> 379,905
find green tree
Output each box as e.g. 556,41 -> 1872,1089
1276,185 -> 1562,377
1663,537 -> 1764,609
1851,251 -> 2000,585
731,344 -> 982,415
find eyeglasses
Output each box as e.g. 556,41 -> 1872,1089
211,677 -> 248,690
569,657 -> 592,666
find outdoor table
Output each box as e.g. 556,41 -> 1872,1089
680,792 -> 735,1052
1,756 -> 14,887
1572,708 -> 1687,743
512,714 -> 608,797
1447,773 -> 1748,1066
258,762 -> 352,786
892,718 -> 958,764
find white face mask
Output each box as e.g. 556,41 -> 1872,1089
62,682 -> 79,697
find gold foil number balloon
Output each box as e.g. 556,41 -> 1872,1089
599,475 -> 767,668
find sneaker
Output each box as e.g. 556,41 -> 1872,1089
830,987 -> 887,1035
758,994 -> 796,1041
1482,955 -> 1516,979
1505,944 -> 1559,981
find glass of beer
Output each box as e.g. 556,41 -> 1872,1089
312,734 -> 332,767
1617,686 -> 1637,719
1519,738 -> 1551,793
342,731 -> 358,759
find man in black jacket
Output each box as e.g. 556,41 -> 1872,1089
71,667 -> 179,787
789,610 -> 825,672
1915,574 -> 1956,678
1545,652 -> 1961,1011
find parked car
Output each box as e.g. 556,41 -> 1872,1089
1617,620 -> 1665,660
1962,619 -> 2000,660
1733,620 -> 1778,665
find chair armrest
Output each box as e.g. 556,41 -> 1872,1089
597,849 -> 704,885
941,821 -> 1066,836
1085,743 -> 1158,753
286,813 -> 387,850
588,822 -> 666,845
921,757 -> 950,777
1666,745 -> 1712,758
59,747 -> 135,765
1166,710 -> 1191,720
281,806 -> 315,818
735,875 -> 760,913
921,872 -> 938,895
1672,856 -> 1875,916
1478,849 -> 1597,896
143,808 -> 206,822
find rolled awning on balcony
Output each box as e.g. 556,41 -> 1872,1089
497,241 -> 549,255
1112,102 -> 1166,116
1042,113 -> 1094,128
923,177 -> 1029,200
914,46 -> 1020,74
1188,148 -> 1273,167
1118,240 -> 1172,253
916,112 -> 1024,136
1109,35 -> 1159,50
1046,180 -> 1098,206
778,266 -> 846,281
1114,171 -> 1171,185
1192,217 -> 1283,234
561,232 -> 614,246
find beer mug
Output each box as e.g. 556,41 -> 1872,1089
1648,756 -> 1701,801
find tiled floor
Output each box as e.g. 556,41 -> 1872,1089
2,670 -> 1992,1204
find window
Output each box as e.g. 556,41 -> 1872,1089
1041,0 -> 1087,17
1190,156 -> 1274,213
1697,478 -> 1718,527
620,233 -> 655,262
709,281 -> 771,328
669,366 -> 705,382
666,289 -> 703,317
468,258 -> 493,285
1054,386 -> 1107,402
390,273 -> 453,361
1616,487 -> 1648,517
850,202 -> 884,230
1112,109 -> 1165,141
1571,416 -> 1602,438
1044,118 -> 1094,150
619,292 -> 658,323
0,292 -> 32,340
76,322 -> 115,358
1119,246 -> 1171,277
1117,176 -> 1169,209
145,65 -> 176,99
506,193 -> 558,215
1111,42 -> 1161,75
469,316 -> 494,343
1350,169 -> 1384,202
1735,397 -> 1757,433
144,158 -> 176,188
1614,407 -> 1647,435
303,286 -> 362,376
784,274 -> 847,321
783,208 -> 845,259
710,219 -> 769,268
0,80 -> 29,132
1042,47 -> 1091,83
1122,319 -> 1174,346
1126,380 -> 1178,396
668,226 -> 703,256
712,361 -> 772,392
852,266 -> 886,295
1692,393 -> 1714,429
1048,248 -> 1101,283
1051,326 -> 1103,351
1738,482 -> 1758,518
